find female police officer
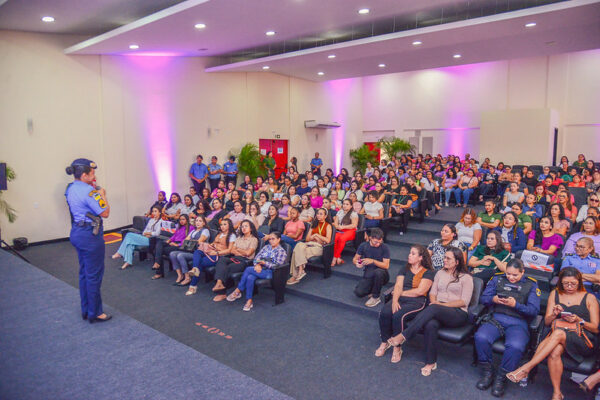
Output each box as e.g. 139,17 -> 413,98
473,258 -> 540,397
65,159 -> 111,323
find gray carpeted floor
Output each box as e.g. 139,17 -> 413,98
5,204 -> 588,400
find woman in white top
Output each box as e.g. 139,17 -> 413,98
180,195 -> 196,215
344,181 -> 364,202
288,185 -> 301,207
245,201 -> 265,230
455,207 -> 482,253
168,216 -> 211,286
257,191 -> 272,218
361,191 -> 384,228
576,193 -> 600,223
502,182 -> 525,211
162,193 -> 185,221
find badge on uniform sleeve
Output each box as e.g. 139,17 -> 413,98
536,288 -> 541,297
88,190 -> 97,197
98,199 -> 107,208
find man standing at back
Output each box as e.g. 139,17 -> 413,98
189,155 -> 208,193
310,152 -> 323,177
208,156 -> 223,191
223,155 -> 238,187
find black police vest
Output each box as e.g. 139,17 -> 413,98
494,275 -> 532,319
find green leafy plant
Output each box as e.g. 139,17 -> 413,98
235,143 -> 267,180
0,163 -> 17,223
349,145 -> 379,172
378,137 -> 415,159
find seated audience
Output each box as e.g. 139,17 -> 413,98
186,219 -> 236,291
456,207 -> 482,254
257,191 -> 272,217
468,230 -> 511,282
344,180 -> 364,202
274,206 -> 305,251
151,214 -> 191,279
427,224 -> 467,270
563,216 -> 600,255
494,212 -> 527,254
555,190 -> 578,222
442,169 -> 459,206
586,170 -> 600,194
144,191 -> 167,217
385,185 -> 413,235
113,206 -> 162,269
523,193 -> 543,221
361,191 -> 384,228
225,200 -> 246,230
387,247 -> 474,377
278,195 -> 291,220
453,169 -> 478,207
181,195 -> 196,215
376,245 -> 435,363
162,192 -> 184,221
206,198 -> 228,230
546,203 -> 570,237
502,182 -> 525,211
331,199 -> 359,267
511,203 -> 533,235
287,208 -> 332,285
526,216 -> 564,258
576,194 -> 600,223
168,216 -> 210,286
506,268 -> 599,400
309,186 -> 324,209
352,228 -> 390,307
299,195 -> 315,223
245,201 -> 265,229
474,259 -> 540,397
561,237 -> 600,296
226,232 -> 288,311
211,220 -> 260,301
477,200 -> 502,234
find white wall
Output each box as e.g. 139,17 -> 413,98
361,50 -> 600,162
0,31 -> 362,242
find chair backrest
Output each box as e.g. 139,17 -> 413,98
469,277 -> 484,310
382,203 -> 390,218
280,242 -> 292,264
302,222 -> 311,241
357,214 -> 365,230
209,229 -> 219,242
328,227 -> 337,244
133,216 -> 147,231
570,187 -> 588,209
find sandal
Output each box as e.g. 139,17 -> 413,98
421,363 -> 437,376
506,369 -> 528,383
213,294 -> 227,302
297,271 -> 307,281
151,274 -> 163,280
387,334 -> 405,347
374,342 -> 391,357
287,277 -> 299,285
551,393 -> 564,400
212,282 -> 226,292
111,253 -> 121,259
120,263 -> 130,270
185,286 -> 197,296
189,267 -> 200,277
391,347 -> 403,363
227,291 -> 242,302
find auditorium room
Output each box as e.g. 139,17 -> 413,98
2,0 -> 600,399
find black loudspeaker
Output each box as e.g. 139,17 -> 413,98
0,163 -> 6,191
12,237 -> 28,250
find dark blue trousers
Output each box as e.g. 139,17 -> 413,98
474,312 -> 529,371
70,225 -> 105,320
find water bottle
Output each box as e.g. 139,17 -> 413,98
519,377 -> 528,388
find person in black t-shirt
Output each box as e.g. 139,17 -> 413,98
353,228 -> 390,307
376,244 -> 436,363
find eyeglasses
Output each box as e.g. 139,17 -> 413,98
575,244 -> 590,250
562,281 -> 579,287
590,199 -> 599,203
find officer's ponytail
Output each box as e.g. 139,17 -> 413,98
66,164 -> 91,179
506,258 -> 525,272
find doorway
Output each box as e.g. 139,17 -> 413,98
259,139 -> 288,179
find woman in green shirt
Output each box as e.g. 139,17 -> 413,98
468,230 -> 511,282
263,151 -> 276,173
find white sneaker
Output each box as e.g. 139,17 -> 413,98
399,232 -> 404,236
365,297 -> 381,307
445,203 -> 449,207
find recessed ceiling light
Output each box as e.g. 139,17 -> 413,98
42,16 -> 55,23
194,23 -> 206,29
262,66 -> 270,70
412,40 -> 422,46
129,44 -> 140,50
378,63 -> 386,68
328,54 -> 336,59
317,71 -> 324,76
453,54 -> 461,59
525,22 -> 536,28
358,8 -> 370,15
265,31 -> 276,36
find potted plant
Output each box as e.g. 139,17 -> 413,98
349,144 -> 379,173
378,137 -> 415,159
0,163 -> 16,223
233,143 -> 267,180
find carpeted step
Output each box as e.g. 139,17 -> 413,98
385,231 -> 436,247
324,254 -> 406,281
285,273 -> 392,317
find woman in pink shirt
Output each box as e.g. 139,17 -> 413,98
280,207 -> 306,251
309,186 -> 324,209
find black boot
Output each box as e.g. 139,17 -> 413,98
476,362 -> 494,390
491,368 -> 508,397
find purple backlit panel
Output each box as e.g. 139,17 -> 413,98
325,78 -> 357,174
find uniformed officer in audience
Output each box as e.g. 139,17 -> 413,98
189,154 -> 208,193
207,155 -> 223,191
474,258 -> 540,397
561,237 -> 600,298
65,159 -> 111,323
223,155 -> 238,187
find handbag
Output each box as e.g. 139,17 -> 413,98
197,241 -> 218,262
181,240 -> 197,252
552,319 -> 594,348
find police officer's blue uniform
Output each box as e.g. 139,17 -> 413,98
561,253 -> 600,299
65,160 -> 108,321
475,274 -> 540,372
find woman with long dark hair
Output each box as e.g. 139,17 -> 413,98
151,214 -> 191,280
376,245 -> 435,363
388,247 -> 474,376
468,230 -> 511,282
113,206 -> 162,270
546,203 -> 570,237
526,216 -> 564,257
427,224 -> 467,270
331,199 -> 359,266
